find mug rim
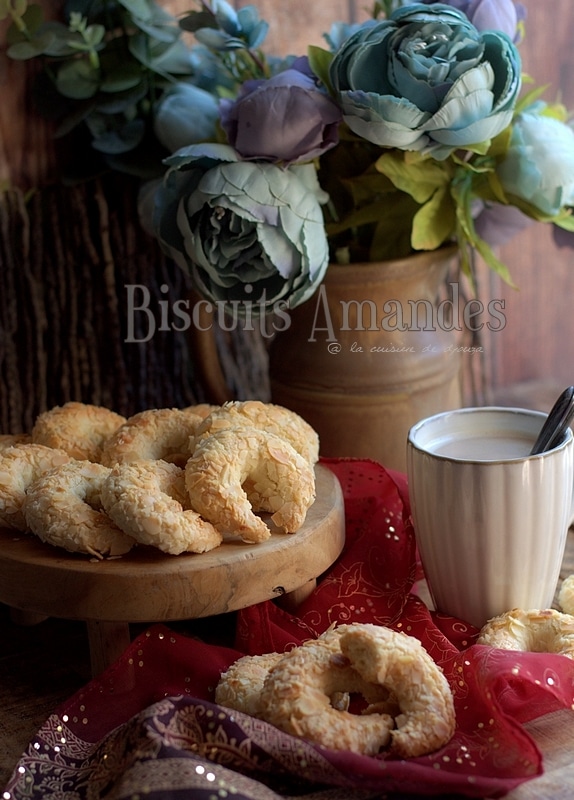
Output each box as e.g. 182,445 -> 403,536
407,406 -> 574,464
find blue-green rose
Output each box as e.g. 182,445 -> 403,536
153,143 -> 329,315
154,83 -> 220,152
497,105 -> 574,217
329,3 -> 521,159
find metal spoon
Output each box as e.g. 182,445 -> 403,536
529,385 -> 574,455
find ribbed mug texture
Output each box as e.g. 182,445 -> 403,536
407,408 -> 574,629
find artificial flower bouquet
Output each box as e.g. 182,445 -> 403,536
5,0 -> 574,315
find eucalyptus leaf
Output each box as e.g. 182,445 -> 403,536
100,60 -> 144,93
7,31 -> 55,59
129,33 -> 193,77
95,82 -> 147,113
131,2 -> 182,45
244,20 -> 268,50
105,146 -> 168,179
54,101 -> 97,138
119,0 -> 153,22
135,18 -> 181,44
63,0 -> 92,14
193,28 -> 236,50
237,8 -> 268,49
0,0 -> 23,19
56,58 -> 100,99
90,119 -> 145,154
41,23 -> 87,57
5,1 -> 43,41
147,38 -> 194,76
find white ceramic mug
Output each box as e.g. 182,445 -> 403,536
406,407 -> 574,629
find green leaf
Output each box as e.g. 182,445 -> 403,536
539,101 -> 570,122
307,45 -> 334,94
369,193 -> 421,260
370,224 -> 414,260
341,171 -> 395,206
452,173 -> 517,287
411,187 -> 456,250
485,171 -> 509,204
514,83 -> 550,114
553,211 -> 574,231
485,125 -> 512,158
472,234 -> 517,287
461,138 -> 492,156
325,197 -> 400,235
376,152 -> 450,204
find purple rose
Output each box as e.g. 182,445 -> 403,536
553,224 -> 574,249
419,0 -> 524,40
219,66 -> 342,165
473,202 -> 534,247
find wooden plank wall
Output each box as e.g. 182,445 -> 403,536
2,0 -> 573,403
485,0 -> 574,400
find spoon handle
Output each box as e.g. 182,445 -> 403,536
530,386 -> 574,455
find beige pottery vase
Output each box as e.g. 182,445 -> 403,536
268,246 -> 463,473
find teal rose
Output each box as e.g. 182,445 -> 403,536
419,0 -> 524,40
153,143 -> 329,315
154,83 -> 220,152
496,105 -> 574,217
329,3 -> 521,159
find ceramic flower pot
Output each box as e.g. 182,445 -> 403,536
268,246 -> 463,472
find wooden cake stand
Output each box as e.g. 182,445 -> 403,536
0,465 -> 345,675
